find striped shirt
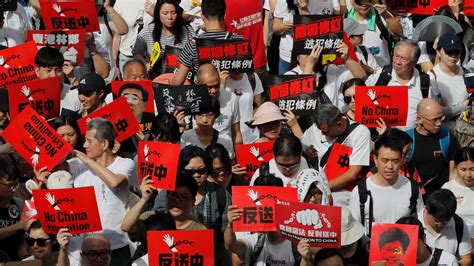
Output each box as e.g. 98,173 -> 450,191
132,23 -> 194,62
179,31 -> 243,78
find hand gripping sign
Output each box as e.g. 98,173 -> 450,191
2,106 -> 73,171
0,41 -> 39,89
355,86 -> 409,127
138,141 -> 180,191
232,186 -> 298,232
369,224 -> 418,266
275,199 -> 342,248
235,141 -> 274,182
148,230 -> 214,266
78,97 -> 141,143
40,0 -> 100,32
27,30 -> 86,65
32,186 -> 102,234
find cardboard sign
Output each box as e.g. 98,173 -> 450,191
0,0 -> 18,11
369,224 -> 418,266
0,41 -> 39,89
293,15 -> 343,57
275,199 -> 342,248
267,75 -> 318,115
354,86 -> 408,127
196,38 -> 254,73
388,0 -> 445,15
153,83 -> 212,115
21,200 -> 37,222
162,46 -> 194,81
111,80 -> 155,114
32,187 -> 102,234
40,0 -> 100,32
77,97 -> 141,143
231,186 -> 298,232
2,106 -> 73,170
235,142 -> 274,182
27,30 -> 86,65
8,76 -> 61,120
148,230 -> 214,266
138,141 -> 180,191
324,143 -> 352,182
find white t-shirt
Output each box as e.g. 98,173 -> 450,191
416,249 -> 458,266
60,83 -> 82,114
239,234 -> 295,266
442,179 -> 474,236
429,65 -> 468,130
358,14 -> 390,67
214,89 -> 241,141
225,73 -> 264,144
180,129 -> 235,159
273,0 -> 294,63
308,0 -> 340,15
180,0 -> 203,33
349,175 -> 424,232
70,156 -> 135,250
250,157 -> 309,187
0,3 -> 33,47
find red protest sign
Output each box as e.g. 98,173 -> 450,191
40,0 -> 100,32
27,30 -> 86,65
465,2 -> 474,18
369,224 -> 418,266
78,97 -> 141,143
0,41 -> 38,89
235,142 -> 274,182
32,186 -> 102,234
275,199 -> 342,248
355,86 -> 408,127
388,0 -> 445,15
329,32 -> 359,65
231,186 -> 298,232
148,230 -> 214,266
137,141 -> 180,191
2,106 -> 73,171
111,80 -> 155,114
324,143 -> 352,182
21,200 -> 38,222
8,77 -> 61,120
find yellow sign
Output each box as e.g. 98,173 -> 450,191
150,42 -> 161,67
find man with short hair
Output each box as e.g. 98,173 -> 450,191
366,40 -> 437,130
417,189 -> 472,266
122,59 -> 148,81
81,233 -> 112,266
119,83 -> 153,135
69,118 -> 135,266
406,98 -> 460,194
76,73 -> 108,117
301,104 -> 371,206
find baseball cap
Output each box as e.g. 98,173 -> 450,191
438,32 -> 463,53
344,18 -> 367,37
247,102 -> 286,127
74,73 -> 106,95
47,171 -> 74,189
341,206 -> 365,246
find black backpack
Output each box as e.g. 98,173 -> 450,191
250,233 -> 301,265
375,65 -> 431,98
358,178 -> 419,237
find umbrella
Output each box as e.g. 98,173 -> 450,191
412,15 -> 463,42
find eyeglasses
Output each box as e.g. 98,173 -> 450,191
82,251 -> 111,261
420,115 -> 445,125
0,182 -> 20,192
276,161 -> 300,170
210,167 -> 230,176
183,168 -> 207,176
343,95 -> 355,104
167,192 -> 192,202
124,94 -> 143,105
25,237 -> 51,247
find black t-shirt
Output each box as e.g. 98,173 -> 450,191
0,198 -> 23,261
226,173 -> 249,195
408,129 -> 459,193
344,239 -> 369,266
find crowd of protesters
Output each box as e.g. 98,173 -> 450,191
0,0 -> 473,265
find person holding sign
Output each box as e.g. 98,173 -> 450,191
76,73 -> 108,117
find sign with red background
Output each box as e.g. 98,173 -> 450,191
8,77 -> 61,120
148,230 -> 214,266
2,106 -> 73,171
40,0 -> 100,32
275,199 -> 342,248
355,86 -> 408,127
138,141 -> 180,191
111,80 -> 155,114
324,143 -> 352,182
369,224 -> 418,266
235,141 -> 274,182
32,186 -> 102,234
388,0 -> 445,15
78,97 -> 141,143
27,30 -> 86,65
21,200 -> 37,222
232,186 -> 298,232
0,41 -> 38,89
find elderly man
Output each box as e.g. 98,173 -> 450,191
122,59 -> 148,81
69,118 -> 135,266
81,233 -> 112,266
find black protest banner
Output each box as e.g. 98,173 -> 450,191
153,83 -> 212,115
196,38 -> 254,73
267,75 -> 318,115
293,15 -> 343,56
162,46 -> 193,81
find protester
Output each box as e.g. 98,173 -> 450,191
80,233 -> 112,266
76,73 -> 108,117
246,102 -> 286,143
150,112 -> 181,143
122,59 -> 148,81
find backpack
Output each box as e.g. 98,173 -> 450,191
250,233 -> 301,266
374,13 -> 394,55
405,127 -> 451,163
359,45 -> 369,64
319,122 -> 360,168
430,248 -> 443,266
358,178 -> 419,237
375,65 -> 431,99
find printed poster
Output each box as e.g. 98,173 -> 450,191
235,141 -> 274,182
27,30 -> 86,65
40,0 -> 100,32
0,41 -> 38,89
196,38 -> 254,73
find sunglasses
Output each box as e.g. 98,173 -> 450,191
26,237 -> 51,247
343,95 -> 355,104
82,251 -> 111,261
183,168 -> 207,176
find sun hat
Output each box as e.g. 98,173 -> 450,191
247,102 -> 286,127
341,206 -> 365,246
